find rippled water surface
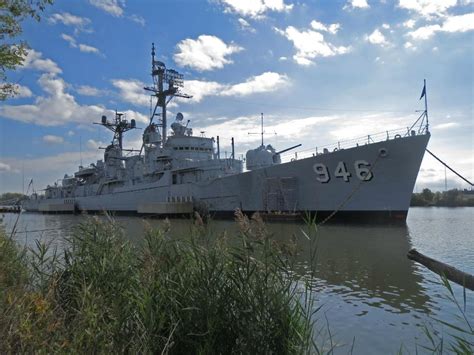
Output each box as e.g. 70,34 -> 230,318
2,207 -> 473,354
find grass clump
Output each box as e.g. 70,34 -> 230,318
0,211 -> 313,353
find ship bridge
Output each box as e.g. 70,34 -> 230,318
165,112 -> 215,160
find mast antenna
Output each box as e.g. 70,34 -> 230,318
248,112 -> 276,146
94,111 -> 137,149
144,43 -> 192,144
424,79 -> 429,133
80,135 -> 83,166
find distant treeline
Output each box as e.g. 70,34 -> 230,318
0,193 -> 25,204
411,188 -> 474,207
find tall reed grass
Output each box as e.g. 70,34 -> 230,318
0,211 -> 314,353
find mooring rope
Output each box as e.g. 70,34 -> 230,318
426,149 -> 473,186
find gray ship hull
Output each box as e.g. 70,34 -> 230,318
23,134 -> 429,222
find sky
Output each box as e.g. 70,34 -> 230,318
0,0 -> 473,194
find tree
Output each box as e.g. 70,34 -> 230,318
421,188 -> 434,204
0,0 -> 53,100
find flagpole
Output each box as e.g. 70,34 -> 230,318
424,79 -> 429,133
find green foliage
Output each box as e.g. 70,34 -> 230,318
418,276 -> 473,354
0,0 -> 53,100
0,212 -> 313,353
411,188 -> 474,207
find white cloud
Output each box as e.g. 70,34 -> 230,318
274,25 -> 351,66
76,85 -> 105,96
128,14 -> 145,26
238,18 -> 256,33
22,49 -> 62,74
398,0 -> 457,18
344,0 -> 370,9
408,24 -> 441,39
185,72 -> 289,103
113,71 -> 289,106
0,162 -> 17,173
48,12 -> 91,32
217,0 -> 293,19
61,34 -> 101,55
221,72 -> 289,96
408,13 -> 474,40
403,19 -> 416,28
67,130 -> 75,136
78,44 -> 100,54
382,23 -> 390,29
61,33 -> 76,46
0,73 -> 148,127
174,35 -> 243,71
0,74 -> 106,126
184,80 -> 226,102
310,20 -> 341,34
89,0 -> 124,17
111,79 -> 149,106
404,41 -> 417,50
42,135 -> 64,144
366,29 -> 390,46
433,122 -> 460,130
441,12 -> 474,32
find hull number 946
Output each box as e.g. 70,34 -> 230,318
313,160 -> 373,183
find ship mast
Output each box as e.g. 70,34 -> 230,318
95,110 -> 137,149
144,43 -> 191,144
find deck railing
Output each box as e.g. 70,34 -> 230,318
279,127 -> 426,163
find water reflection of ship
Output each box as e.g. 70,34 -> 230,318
272,223 -> 431,314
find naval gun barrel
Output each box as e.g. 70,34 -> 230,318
276,144 -> 302,155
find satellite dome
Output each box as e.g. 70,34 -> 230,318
176,112 -> 184,121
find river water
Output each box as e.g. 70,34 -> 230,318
1,207 -> 473,353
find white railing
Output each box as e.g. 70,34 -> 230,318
280,127 -> 425,163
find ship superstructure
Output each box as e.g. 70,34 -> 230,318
23,45 -> 430,222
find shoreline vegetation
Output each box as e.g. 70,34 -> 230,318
411,188 -> 474,207
0,211 -> 318,353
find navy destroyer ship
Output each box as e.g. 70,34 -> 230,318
22,44 -> 431,222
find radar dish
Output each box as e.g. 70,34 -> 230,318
176,112 -> 184,121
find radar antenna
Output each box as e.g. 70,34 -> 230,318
248,113 -> 276,147
144,43 -> 192,143
95,110 -> 137,149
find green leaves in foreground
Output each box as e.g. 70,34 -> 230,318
0,212 -> 313,354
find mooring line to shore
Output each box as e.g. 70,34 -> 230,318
426,149 -> 473,186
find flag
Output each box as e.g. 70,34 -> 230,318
419,82 -> 426,100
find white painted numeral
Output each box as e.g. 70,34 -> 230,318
313,163 -> 330,183
354,160 -> 373,181
334,161 -> 351,182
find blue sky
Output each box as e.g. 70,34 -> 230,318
0,0 -> 473,193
